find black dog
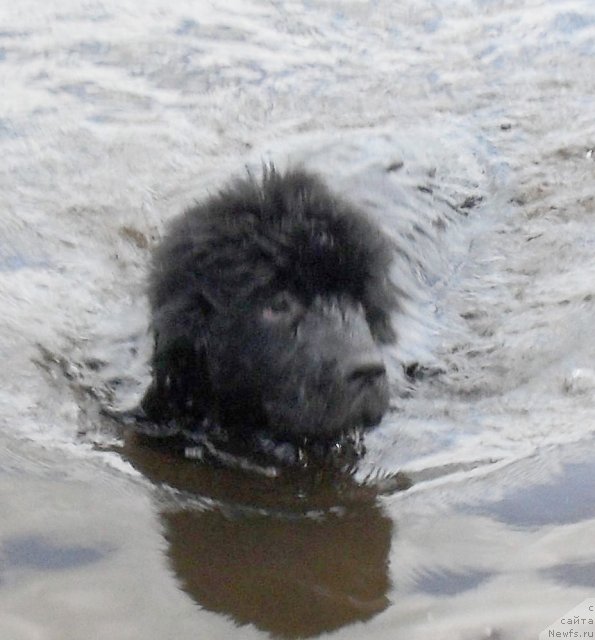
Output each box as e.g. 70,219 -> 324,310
141,166 -> 398,448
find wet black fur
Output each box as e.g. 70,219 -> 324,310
142,166 -> 398,442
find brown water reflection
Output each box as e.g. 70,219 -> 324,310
122,435 -> 405,638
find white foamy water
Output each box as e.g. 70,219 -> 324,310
1,1 -> 594,639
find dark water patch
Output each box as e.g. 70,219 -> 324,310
175,18 -> 200,36
69,40 -> 111,58
173,18 -> 249,42
422,17 -> 442,34
0,118 -> 19,140
0,254 -> 29,272
478,460 -> 595,528
0,31 -> 30,39
2,535 -> 106,572
551,12 -> 595,34
545,562 -> 595,589
0,251 -> 50,272
120,433 -> 401,638
54,82 -> 95,100
164,499 -> 392,638
55,9 -> 112,23
86,114 -> 116,124
414,568 -> 492,596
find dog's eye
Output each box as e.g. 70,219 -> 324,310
262,292 -> 303,323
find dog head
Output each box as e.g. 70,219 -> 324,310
143,167 -> 398,442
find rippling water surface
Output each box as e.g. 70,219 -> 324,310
1,1 -> 594,638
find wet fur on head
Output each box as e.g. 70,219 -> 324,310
142,165 -> 398,443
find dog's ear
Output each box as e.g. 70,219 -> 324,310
363,275 -> 401,344
141,297 -> 214,424
141,204 -> 222,425
366,306 -> 397,344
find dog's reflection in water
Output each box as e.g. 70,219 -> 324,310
122,433 -> 407,638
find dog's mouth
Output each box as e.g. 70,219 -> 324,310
130,407 -> 372,472
249,426 -> 368,469
134,422 -> 367,473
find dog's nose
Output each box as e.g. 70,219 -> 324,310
345,357 -> 387,387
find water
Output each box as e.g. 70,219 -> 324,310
1,1 -> 594,638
